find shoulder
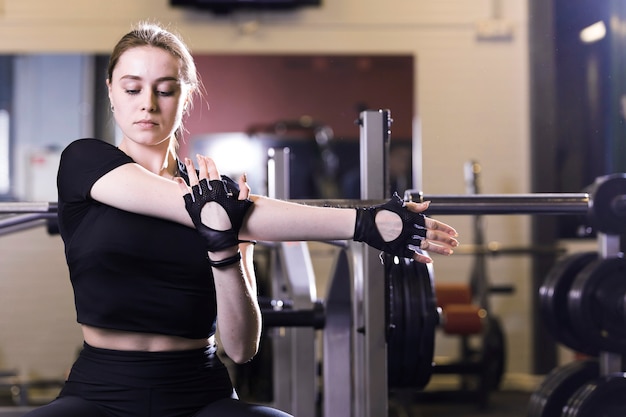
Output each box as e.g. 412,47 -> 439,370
60,138 -> 133,167
57,138 -> 134,200
61,138 -> 119,157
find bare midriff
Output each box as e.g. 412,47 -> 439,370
82,325 -> 211,352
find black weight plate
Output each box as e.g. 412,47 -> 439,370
409,258 -> 437,389
527,359 -> 598,417
568,257 -> 626,354
587,173 -> 626,235
562,373 -> 626,417
481,316 -> 506,392
386,254 -> 407,387
401,257 -> 422,387
539,252 -> 598,356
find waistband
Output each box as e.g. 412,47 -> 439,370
81,341 -> 217,362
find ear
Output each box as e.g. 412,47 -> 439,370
106,78 -> 114,105
182,93 -> 192,114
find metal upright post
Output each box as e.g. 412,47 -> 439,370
267,147 -> 318,417
351,110 -> 391,417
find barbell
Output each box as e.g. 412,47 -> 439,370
5,172 -> 622,231
0,176 -> 621,216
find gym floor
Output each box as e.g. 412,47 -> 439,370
389,389 -> 531,417
0,391 -> 532,417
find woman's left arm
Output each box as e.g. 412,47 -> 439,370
178,156 -> 261,363
240,194 -> 459,264
211,242 -> 261,364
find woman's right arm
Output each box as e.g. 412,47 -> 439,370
89,161 -> 356,240
90,162 -> 194,227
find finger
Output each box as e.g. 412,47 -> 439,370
237,173 -> 251,201
196,154 -> 209,181
419,239 -> 452,258
405,201 -> 459,237
424,217 -> 459,238
412,250 -> 433,264
185,157 -> 199,186
425,229 -> 459,250
405,200 -> 430,213
201,155 -> 221,181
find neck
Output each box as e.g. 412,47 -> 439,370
118,138 -> 179,178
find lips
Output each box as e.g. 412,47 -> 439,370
135,120 -> 158,128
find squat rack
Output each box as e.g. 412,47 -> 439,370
1,110 -> 626,417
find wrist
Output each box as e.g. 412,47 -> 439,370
207,250 -> 241,269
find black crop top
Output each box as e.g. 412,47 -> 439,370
57,138 -> 217,339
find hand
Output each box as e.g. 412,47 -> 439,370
176,155 -> 253,253
354,193 -> 458,263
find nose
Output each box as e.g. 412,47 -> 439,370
142,91 -> 157,112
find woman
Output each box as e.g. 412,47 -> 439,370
27,22 -> 459,417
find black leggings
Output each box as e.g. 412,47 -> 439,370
23,343 -> 292,417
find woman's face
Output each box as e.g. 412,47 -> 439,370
107,46 -> 189,149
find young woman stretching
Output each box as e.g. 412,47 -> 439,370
25,22 -> 459,417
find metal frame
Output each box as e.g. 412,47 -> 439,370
267,147 -> 318,417
351,109 -> 391,417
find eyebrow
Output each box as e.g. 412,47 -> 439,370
119,75 -> 180,83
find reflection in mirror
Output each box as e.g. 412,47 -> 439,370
186,54 -> 414,199
2,53 -> 414,202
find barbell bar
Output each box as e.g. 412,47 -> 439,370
4,174 -> 626,234
0,192 -> 597,229
0,193 -> 592,216
0,194 -> 586,213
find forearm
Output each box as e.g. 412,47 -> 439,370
240,195 -> 356,242
213,245 -> 261,364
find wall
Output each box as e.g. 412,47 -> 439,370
0,0 -> 533,387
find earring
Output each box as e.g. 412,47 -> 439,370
110,105 -> 115,113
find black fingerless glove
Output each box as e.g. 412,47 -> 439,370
353,192 -> 427,259
183,176 -> 253,252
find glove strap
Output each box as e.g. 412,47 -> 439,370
208,251 -> 242,269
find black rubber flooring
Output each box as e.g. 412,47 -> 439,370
389,389 -> 532,417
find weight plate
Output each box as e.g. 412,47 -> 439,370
587,173 -> 626,235
410,258 -> 437,389
385,254 -> 437,389
401,257 -> 422,387
386,254 -> 407,387
527,359 -> 598,417
539,252 -> 598,356
568,257 -> 626,354
562,373 -> 626,417
481,316 -> 506,392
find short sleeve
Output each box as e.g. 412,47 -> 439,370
57,138 -> 133,203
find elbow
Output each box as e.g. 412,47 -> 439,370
228,342 -> 259,364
